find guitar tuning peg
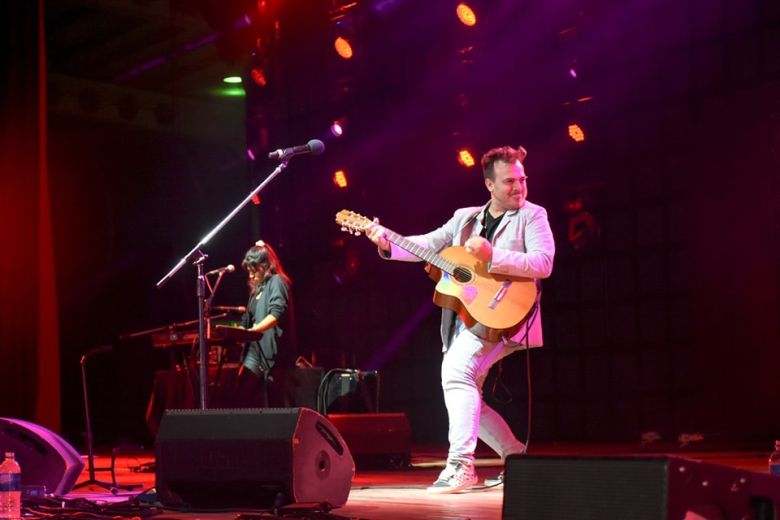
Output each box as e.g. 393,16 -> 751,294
355,232 -> 362,237
341,226 -> 346,232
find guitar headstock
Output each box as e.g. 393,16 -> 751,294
336,209 -> 372,236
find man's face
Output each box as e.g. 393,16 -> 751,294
485,159 -> 527,212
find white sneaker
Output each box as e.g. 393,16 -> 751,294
426,461 -> 478,494
484,470 -> 504,487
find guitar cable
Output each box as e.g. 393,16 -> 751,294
499,284 -> 542,452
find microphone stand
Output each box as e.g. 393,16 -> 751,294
156,159 -> 289,409
74,345 -> 141,492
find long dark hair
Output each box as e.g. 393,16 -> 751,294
241,240 -> 292,290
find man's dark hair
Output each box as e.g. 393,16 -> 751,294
480,145 -> 528,180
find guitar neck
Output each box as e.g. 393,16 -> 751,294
384,229 -> 455,274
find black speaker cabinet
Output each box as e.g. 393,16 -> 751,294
0,417 -> 84,495
503,455 -> 780,520
155,407 -> 354,509
327,413 -> 411,468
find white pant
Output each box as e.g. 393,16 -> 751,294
441,325 -> 526,464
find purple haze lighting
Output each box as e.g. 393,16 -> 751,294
236,15 -> 252,29
371,0 -> 403,16
114,32 -> 219,82
363,300 -> 437,371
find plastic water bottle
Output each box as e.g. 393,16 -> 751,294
0,452 -> 21,519
769,441 -> 780,476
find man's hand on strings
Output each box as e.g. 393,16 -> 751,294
465,236 -> 492,262
366,217 -> 391,252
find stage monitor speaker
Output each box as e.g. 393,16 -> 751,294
327,413 -> 411,468
155,407 -> 354,510
0,417 -> 85,495
503,455 -> 779,520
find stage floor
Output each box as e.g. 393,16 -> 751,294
55,443 -> 772,520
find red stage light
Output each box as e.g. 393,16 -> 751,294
568,123 -> 585,142
250,67 -> 267,87
334,37 -> 353,59
457,149 -> 476,167
333,170 -> 349,188
456,3 -> 477,27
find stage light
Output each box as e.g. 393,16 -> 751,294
331,120 -> 344,137
569,68 -> 578,78
568,123 -> 585,142
457,149 -> 476,168
456,3 -> 477,27
250,67 -> 267,87
213,86 -> 245,97
223,76 -> 242,84
333,170 -> 349,188
246,149 -> 256,160
564,198 -> 583,212
334,36 -> 353,59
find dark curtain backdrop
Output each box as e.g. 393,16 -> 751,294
0,0 -> 60,431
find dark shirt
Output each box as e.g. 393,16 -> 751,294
241,273 -> 295,375
481,208 -> 505,243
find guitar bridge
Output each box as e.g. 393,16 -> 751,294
488,280 -> 512,310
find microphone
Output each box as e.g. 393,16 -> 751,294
212,305 -> 247,313
268,139 -> 325,160
206,264 -> 235,276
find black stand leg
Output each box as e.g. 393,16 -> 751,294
73,346 -> 141,493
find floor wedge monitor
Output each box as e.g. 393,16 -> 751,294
503,454 -> 780,520
0,417 -> 85,496
155,407 -> 355,509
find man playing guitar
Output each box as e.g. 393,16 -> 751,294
362,145 -> 555,494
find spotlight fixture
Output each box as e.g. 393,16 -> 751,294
333,170 -> 349,188
250,67 -> 267,87
457,148 -> 476,168
330,120 -> 344,137
334,36 -> 354,59
568,123 -> 585,142
456,3 -> 477,27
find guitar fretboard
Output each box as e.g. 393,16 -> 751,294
384,229 -> 456,275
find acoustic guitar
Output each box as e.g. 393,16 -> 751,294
335,210 -> 538,342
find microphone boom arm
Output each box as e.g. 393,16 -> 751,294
156,161 -> 289,288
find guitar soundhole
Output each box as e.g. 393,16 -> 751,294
453,266 -> 472,283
